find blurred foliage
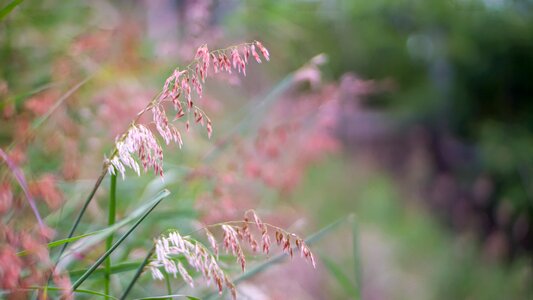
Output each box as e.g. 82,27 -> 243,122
232,0 -> 533,255
293,159 -> 532,300
0,1 -> 92,91
232,0 -> 533,136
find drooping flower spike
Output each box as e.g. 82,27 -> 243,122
106,41 -> 270,178
149,210 -> 315,299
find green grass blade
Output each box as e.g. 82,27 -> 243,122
26,286 -> 117,299
20,195 -> 170,258
58,189 -> 171,268
72,189 -> 170,290
119,246 -> 155,300
16,230 -> 103,257
70,261 -> 143,278
0,0 -> 24,21
321,255 -> 359,298
56,170 -> 107,262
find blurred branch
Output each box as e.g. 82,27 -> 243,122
0,147 -> 44,228
5,74 -> 95,153
31,74 -> 94,131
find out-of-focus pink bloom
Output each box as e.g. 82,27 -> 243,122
0,183 -> 13,214
29,174 -> 63,210
0,247 -> 22,290
20,232 -> 50,263
53,272 -> 73,300
24,91 -> 58,116
0,148 -> 44,228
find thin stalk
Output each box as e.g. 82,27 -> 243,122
44,168 -> 107,298
32,74 -> 94,131
105,173 -> 117,297
24,286 -> 118,299
57,168 -> 107,261
0,147 -> 43,228
119,246 -> 155,300
72,190 -> 167,291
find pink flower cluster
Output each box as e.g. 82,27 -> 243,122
108,124 -> 164,178
149,210 -> 314,299
0,223 -> 72,299
107,41 -> 270,178
29,174 -> 63,210
0,151 -> 70,298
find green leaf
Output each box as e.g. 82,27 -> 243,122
55,171 -> 107,267
0,0 -> 24,21
58,189 -> 171,268
26,286 -> 117,299
17,230 -> 102,257
69,261 -> 143,278
321,256 -> 359,298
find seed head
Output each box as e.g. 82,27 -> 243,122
107,41 -> 270,178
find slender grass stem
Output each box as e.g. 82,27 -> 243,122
57,168 -> 107,261
72,190 -> 168,291
44,168 -> 107,298
119,246 -> 155,300
105,173 -> 117,298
